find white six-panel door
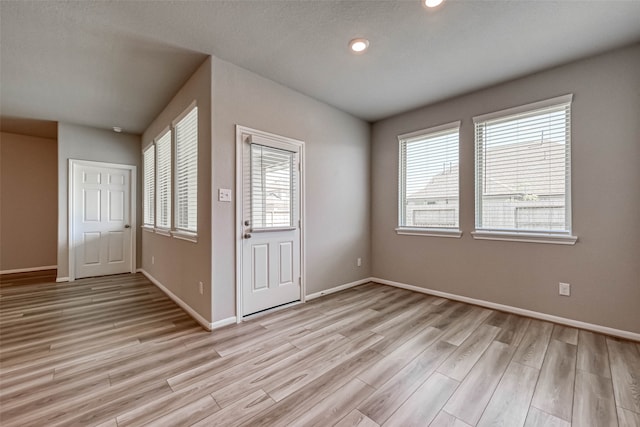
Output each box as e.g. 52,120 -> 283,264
239,129 -> 303,317
71,161 -> 134,279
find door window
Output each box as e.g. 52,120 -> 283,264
250,144 -> 296,230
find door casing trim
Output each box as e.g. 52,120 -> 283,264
234,125 -> 306,322
68,159 -> 137,281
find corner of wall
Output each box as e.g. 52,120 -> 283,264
140,57 -> 213,324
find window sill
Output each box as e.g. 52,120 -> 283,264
471,230 -> 577,245
395,227 -> 462,238
142,225 -> 155,233
154,228 -> 172,237
172,230 -> 198,243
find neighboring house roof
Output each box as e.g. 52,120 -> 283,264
408,140 -> 566,200
408,164 -> 459,200
484,140 -> 566,196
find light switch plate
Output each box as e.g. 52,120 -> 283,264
219,188 -> 232,202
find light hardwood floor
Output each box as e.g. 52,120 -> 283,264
1,272 -> 639,427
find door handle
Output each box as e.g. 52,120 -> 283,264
244,233 -> 252,239
124,224 -> 131,229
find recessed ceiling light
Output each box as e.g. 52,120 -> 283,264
349,38 -> 369,54
424,0 -> 444,8
112,126 -> 122,133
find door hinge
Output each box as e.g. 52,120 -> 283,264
298,277 -> 302,285
298,219 -> 301,228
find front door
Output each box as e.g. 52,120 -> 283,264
71,160 -> 134,279
240,128 -> 302,316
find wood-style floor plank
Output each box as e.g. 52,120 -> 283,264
617,406 -> 640,427
240,349 -> 382,426
531,339 -> 577,422
439,306 -> 493,346
484,311 -> 531,346
443,340 -> 514,425
577,329 -> 611,378
513,319 -> 554,369
115,385 -> 219,426
358,340 -> 456,425
211,333 -> 347,407
437,323 -> 500,381
263,333 -> 383,403
1,271 -> 638,427
334,409 -> 380,427
429,411 -> 473,427
382,372 -> 458,427
166,340 -> 295,392
191,389 -> 275,427
143,394 -> 219,426
477,361 -> 539,427
551,325 -> 579,346
93,418 -> 118,427
572,369 -> 617,427
607,337 -> 640,414
524,406 -> 571,427
358,326 -> 443,388
290,378 -> 375,427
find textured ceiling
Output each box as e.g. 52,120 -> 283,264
2,1 -> 640,134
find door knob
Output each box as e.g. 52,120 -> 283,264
124,224 -> 131,229
244,233 -> 252,239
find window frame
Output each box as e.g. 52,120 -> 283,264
142,143 -> 155,231
396,121 -> 462,238
142,102 -> 199,242
250,143 -> 297,231
172,102 -> 198,242
154,127 -> 173,236
472,94 -> 577,245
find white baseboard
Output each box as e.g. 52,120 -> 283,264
305,277 -> 372,301
56,276 -> 70,283
133,267 -> 639,341
212,316 -> 237,329
0,265 -> 57,275
138,269 -> 214,331
372,277 -> 640,342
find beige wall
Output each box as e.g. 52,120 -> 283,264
57,123 -> 141,280
211,57 -> 371,321
0,132 -> 57,271
141,58 -> 212,322
371,44 -> 640,334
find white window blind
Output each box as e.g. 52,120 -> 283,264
474,95 -> 572,234
143,145 -> 155,227
175,106 -> 198,233
250,144 -> 295,229
155,130 -> 172,229
399,123 -> 460,229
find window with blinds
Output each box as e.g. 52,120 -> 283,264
474,94 -> 572,234
398,122 -> 460,230
175,106 -> 198,233
143,145 -> 155,227
155,129 -> 172,230
250,144 -> 296,229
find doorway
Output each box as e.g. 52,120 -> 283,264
69,159 -> 136,280
236,126 -> 305,318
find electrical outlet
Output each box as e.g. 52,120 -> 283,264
559,282 -> 570,296
357,257 -> 362,267
198,281 -> 204,295
151,256 -> 155,265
